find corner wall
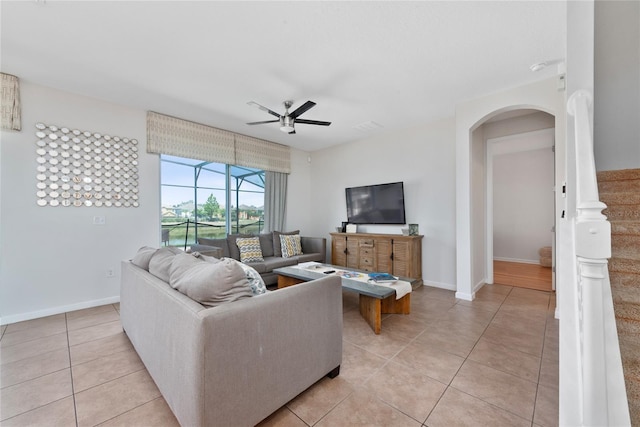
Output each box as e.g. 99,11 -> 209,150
0,81 -> 160,324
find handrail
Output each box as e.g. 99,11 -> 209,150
565,89 -> 630,426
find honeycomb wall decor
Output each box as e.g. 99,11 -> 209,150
34,122 -> 139,208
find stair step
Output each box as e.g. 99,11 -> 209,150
611,220 -> 640,236
597,168 -> 640,182
600,191 -> 640,206
603,204 -> 640,221
612,235 -> 640,260
610,258 -> 640,274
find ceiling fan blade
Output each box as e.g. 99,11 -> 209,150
295,119 -> 331,126
289,101 -> 316,119
247,101 -> 281,118
246,120 -> 280,125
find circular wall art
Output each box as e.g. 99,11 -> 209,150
34,122 -> 139,208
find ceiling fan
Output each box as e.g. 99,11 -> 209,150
246,100 -> 331,134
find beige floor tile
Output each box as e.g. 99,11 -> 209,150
74,369 -> 161,427
98,396 -> 179,427
498,303 -> 548,323
256,407 -> 307,427
1,347 -> 70,388
467,337 -> 541,383
539,356 -> 559,390
542,333 -> 559,361
476,283 -> 514,296
315,389 -> 421,427
455,296 -> 504,313
365,360 -> 446,422
446,303 -> 497,324
0,369 -> 72,421
490,310 -> 547,337
451,360 -> 537,420
0,332 -> 69,365
1,325 -> 6,336
4,314 -> 66,334
481,323 -> 544,357
0,395 -> 76,427
414,327 -> 479,358
72,348 -> 145,392
67,310 -> 121,332
68,320 -> 123,347
393,340 -> 465,384
66,304 -> 117,321
0,320 -> 67,348
70,331 -> 134,366
426,387 -> 531,427
286,376 -> 353,425
534,384 -> 559,427
422,287 -> 457,303
340,341 -> 387,386
379,315 -> 428,341
112,302 -> 120,312
343,324 -> 412,360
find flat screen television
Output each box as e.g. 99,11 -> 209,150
345,182 -> 406,225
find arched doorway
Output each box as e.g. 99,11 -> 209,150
454,78 -> 566,301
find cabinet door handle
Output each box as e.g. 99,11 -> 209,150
390,253 -> 394,260
344,248 -> 348,255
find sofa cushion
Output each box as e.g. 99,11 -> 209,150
280,234 -> 303,258
236,237 -> 264,263
293,252 -> 324,263
273,230 -> 300,257
148,246 -> 183,282
258,233 -> 274,257
230,259 -> 267,295
131,246 -> 158,271
226,234 -> 253,260
242,261 -> 267,274
197,238 -> 230,258
169,254 -> 253,307
261,256 -> 298,270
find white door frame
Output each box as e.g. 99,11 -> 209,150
485,127 -> 556,286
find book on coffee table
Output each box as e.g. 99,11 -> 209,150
367,272 -> 397,283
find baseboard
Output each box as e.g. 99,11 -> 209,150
0,296 -> 120,326
494,257 -> 540,265
455,291 -> 475,301
422,280 -> 457,291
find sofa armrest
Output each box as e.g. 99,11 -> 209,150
188,244 -> 223,258
200,276 -> 342,426
300,236 -> 326,263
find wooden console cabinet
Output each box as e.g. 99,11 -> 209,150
330,232 -> 423,285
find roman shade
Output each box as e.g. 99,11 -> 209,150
147,111 -> 291,173
1,73 -> 21,131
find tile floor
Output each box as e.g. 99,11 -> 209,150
0,284 -> 558,426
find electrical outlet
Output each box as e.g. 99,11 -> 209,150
93,216 -> 106,225
106,268 -> 115,278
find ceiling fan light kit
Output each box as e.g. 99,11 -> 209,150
246,100 -> 331,135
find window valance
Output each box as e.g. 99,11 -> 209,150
147,111 -> 291,174
1,73 -> 21,131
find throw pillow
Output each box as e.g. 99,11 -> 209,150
131,246 -> 157,271
148,246 -> 183,282
280,234 -> 303,258
228,258 -> 267,295
273,230 -> 300,257
236,236 -> 264,263
169,257 -> 253,307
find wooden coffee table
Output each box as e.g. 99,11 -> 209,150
273,264 -> 418,334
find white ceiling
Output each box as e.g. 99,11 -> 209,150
1,1 -> 566,152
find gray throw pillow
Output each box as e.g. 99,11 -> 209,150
131,246 -> 158,271
148,246 -> 183,282
169,256 -> 253,307
272,230 -> 300,257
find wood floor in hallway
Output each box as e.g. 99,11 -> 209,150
493,260 -> 553,292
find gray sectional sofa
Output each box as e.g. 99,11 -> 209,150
190,231 -> 326,286
120,257 -> 343,427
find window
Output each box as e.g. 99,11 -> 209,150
161,155 -> 265,247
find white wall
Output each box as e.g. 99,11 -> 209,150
284,148 -> 313,233
471,126 -> 486,289
0,81 -> 160,324
493,147 -> 554,263
308,119 -> 457,290
594,0 -> 640,171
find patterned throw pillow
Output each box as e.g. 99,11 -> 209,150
232,259 -> 267,295
235,236 -> 264,263
279,234 -> 303,258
